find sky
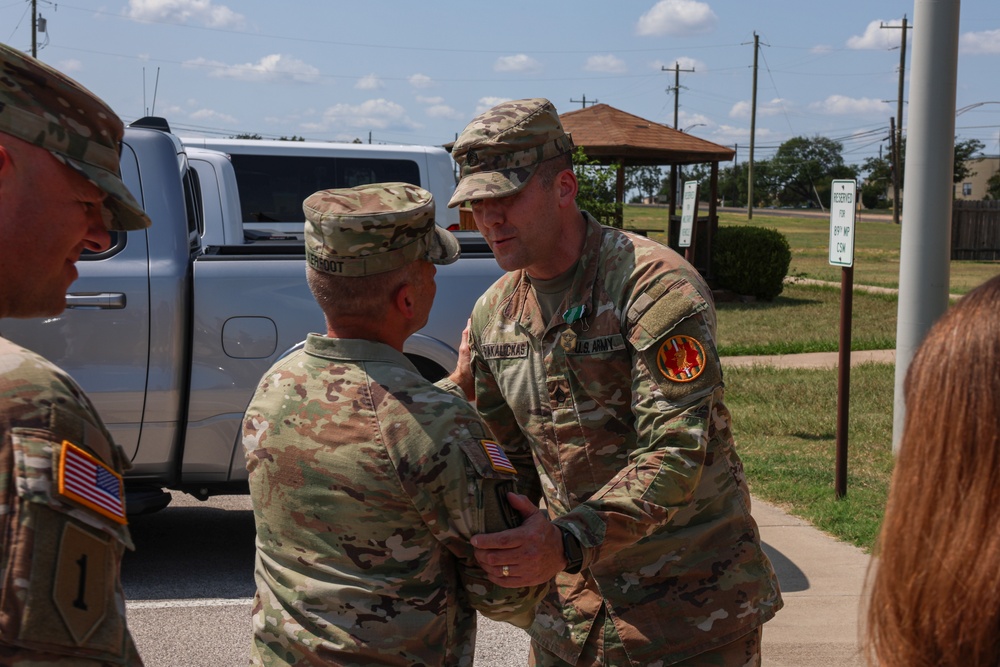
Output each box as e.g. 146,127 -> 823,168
4,0 -> 999,168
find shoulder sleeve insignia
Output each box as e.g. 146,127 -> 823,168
479,439 -> 518,475
656,335 -> 707,383
57,440 -> 127,524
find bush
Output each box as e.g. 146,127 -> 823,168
712,226 -> 791,301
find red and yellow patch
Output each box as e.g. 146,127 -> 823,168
656,335 -> 707,383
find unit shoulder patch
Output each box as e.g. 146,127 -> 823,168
656,335 -> 707,383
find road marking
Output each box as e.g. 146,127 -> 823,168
127,598 -> 253,609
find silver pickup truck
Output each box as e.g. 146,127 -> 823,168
0,123 -> 500,511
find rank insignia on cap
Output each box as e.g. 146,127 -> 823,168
57,440 -> 127,524
480,439 -> 517,475
656,335 -> 707,383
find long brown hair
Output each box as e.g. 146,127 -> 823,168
865,274 -> 1000,666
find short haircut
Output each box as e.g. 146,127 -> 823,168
306,261 -> 421,321
534,152 -> 574,191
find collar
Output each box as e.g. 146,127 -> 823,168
503,212 -> 605,338
303,333 -> 417,373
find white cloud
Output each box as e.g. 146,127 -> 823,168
847,19 -> 902,50
961,29 -> 1000,54
356,74 -> 383,90
126,0 -> 245,28
809,95 -> 890,115
652,56 -> 706,73
189,108 -> 238,124
676,111 -> 712,131
712,124 -> 776,145
408,73 -> 434,89
417,96 -> 444,105
811,45 -> 833,55
426,104 -> 463,120
729,98 -> 789,119
58,59 -> 83,73
476,96 -> 511,115
636,0 -> 717,37
184,54 -> 320,83
494,54 -> 541,73
320,99 -> 420,131
584,54 -> 627,74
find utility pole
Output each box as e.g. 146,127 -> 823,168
882,15 -> 912,225
570,95 -> 598,109
748,32 -> 760,220
31,0 -> 37,57
889,116 -> 898,214
663,62 -> 695,217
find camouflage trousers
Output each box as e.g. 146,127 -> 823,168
528,606 -> 762,667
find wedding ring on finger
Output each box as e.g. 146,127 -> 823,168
502,565 -> 510,577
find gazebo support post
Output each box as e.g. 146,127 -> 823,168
707,161 -> 720,280
615,164 -> 625,228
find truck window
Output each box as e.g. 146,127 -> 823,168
228,154 -> 420,225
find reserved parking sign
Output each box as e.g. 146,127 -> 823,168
829,180 -> 857,267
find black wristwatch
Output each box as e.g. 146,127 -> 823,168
557,525 -> 584,574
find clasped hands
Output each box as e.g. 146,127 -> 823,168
471,493 -> 568,587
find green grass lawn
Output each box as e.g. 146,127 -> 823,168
716,281 -> 897,356
624,205 -> 1000,294
620,204 -> 998,551
725,363 -> 895,552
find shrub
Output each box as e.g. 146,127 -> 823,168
712,226 -> 791,301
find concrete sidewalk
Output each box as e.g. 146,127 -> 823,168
722,348 -> 895,369
476,498 -> 871,666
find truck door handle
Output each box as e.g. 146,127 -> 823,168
66,293 -> 127,309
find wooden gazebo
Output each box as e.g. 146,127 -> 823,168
560,104 -> 735,276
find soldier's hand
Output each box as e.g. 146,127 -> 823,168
471,493 -> 566,587
447,318 -> 475,400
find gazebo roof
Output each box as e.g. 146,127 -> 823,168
560,104 -> 734,166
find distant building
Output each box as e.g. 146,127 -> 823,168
954,155 -> 1000,200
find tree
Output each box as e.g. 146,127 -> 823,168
231,132 -> 262,140
279,135 -> 306,142
768,136 -> 858,207
573,147 -> 622,227
953,138 -> 985,184
862,136 -> 986,194
985,172 -> 1000,201
625,166 -> 662,203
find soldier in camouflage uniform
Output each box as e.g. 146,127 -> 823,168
243,182 -> 547,666
0,43 -> 151,664
447,99 -> 783,666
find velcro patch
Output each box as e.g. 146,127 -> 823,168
656,335 -> 707,382
480,439 -> 517,474
57,441 -> 127,524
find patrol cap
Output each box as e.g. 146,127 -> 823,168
0,43 -> 151,231
448,97 -> 574,208
304,182 -> 460,277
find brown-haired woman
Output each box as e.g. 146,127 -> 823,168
865,273 -> 1000,667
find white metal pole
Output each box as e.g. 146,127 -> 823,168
892,0 -> 961,451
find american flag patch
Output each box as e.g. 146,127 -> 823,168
57,440 -> 127,524
480,439 -> 517,475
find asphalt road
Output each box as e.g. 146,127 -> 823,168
121,493 -> 530,667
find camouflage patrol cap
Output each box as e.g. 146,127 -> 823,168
0,43 -> 150,231
448,97 -> 574,208
304,182 -> 460,277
